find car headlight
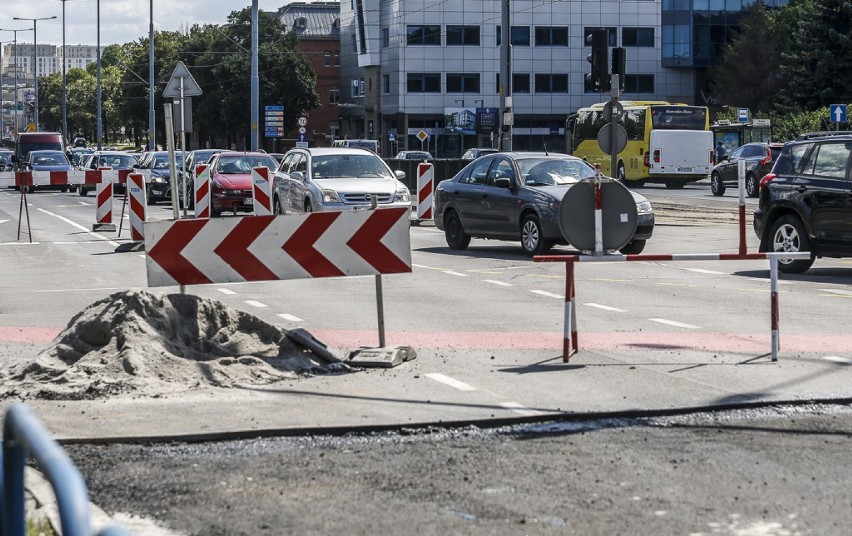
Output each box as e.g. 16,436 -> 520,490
549,200 -> 561,212
394,188 -> 411,203
321,189 -> 340,203
636,200 -> 653,214
150,174 -> 167,183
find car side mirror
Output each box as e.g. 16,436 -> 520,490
395,170 -> 406,180
290,171 -> 306,182
494,177 -> 512,189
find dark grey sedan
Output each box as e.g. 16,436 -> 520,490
434,152 -> 655,255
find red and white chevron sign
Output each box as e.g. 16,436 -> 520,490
144,207 -> 412,287
417,163 -> 434,220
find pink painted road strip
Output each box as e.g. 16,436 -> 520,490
2,326 -> 850,354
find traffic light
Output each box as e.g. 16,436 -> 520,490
586,28 -> 610,92
611,47 -> 626,91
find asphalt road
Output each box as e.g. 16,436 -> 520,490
3,182 -> 852,535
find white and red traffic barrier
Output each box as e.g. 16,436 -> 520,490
535,251 -> 812,362
127,173 -> 147,242
251,167 -> 273,216
416,163 -> 434,220
194,164 -> 211,218
94,181 -> 114,230
144,207 -> 412,287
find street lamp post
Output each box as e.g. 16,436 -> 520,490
0,28 -> 32,135
149,0 -> 155,151
53,0 -> 76,144
251,0 -> 259,151
96,0 -> 102,149
12,15 -> 57,131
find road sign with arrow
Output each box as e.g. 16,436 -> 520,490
163,61 -> 203,98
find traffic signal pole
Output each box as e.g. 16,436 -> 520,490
610,74 -> 620,181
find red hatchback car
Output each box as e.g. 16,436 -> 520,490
206,152 -> 279,216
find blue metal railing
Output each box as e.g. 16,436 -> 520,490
2,403 -> 134,536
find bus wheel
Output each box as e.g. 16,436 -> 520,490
616,163 -> 626,184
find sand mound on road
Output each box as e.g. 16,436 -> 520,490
0,290 -> 344,400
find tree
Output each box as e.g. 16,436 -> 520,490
782,0 -> 852,110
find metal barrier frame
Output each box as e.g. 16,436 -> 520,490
534,252 -> 812,362
2,403 -> 133,536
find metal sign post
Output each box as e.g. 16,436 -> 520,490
163,61 -> 202,219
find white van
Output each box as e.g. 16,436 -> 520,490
331,139 -> 379,154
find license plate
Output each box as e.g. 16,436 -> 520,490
677,167 -> 693,172
243,197 -> 253,205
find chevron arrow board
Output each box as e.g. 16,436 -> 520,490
144,207 -> 412,287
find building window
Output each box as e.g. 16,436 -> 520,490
623,27 -> 654,47
496,26 -> 530,46
324,51 -> 331,67
407,25 -> 441,45
446,73 -> 480,93
382,27 -> 390,47
534,74 -> 569,93
407,73 -> 442,93
624,74 -> 655,93
333,51 -> 340,66
330,85 -> 340,104
382,74 -> 390,94
583,27 -> 617,47
351,34 -> 357,54
446,25 -> 480,46
513,73 -> 530,94
351,78 -> 365,97
534,26 -> 568,46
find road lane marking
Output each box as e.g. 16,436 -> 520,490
656,282 -> 697,287
217,288 -> 237,295
588,278 -> 632,282
499,402 -> 546,416
424,373 -> 476,392
0,242 -> 41,246
685,268 -> 727,275
584,303 -> 626,313
0,219 -> 9,224
482,279 -> 512,287
530,290 -> 563,299
648,318 -> 701,329
37,208 -> 120,247
277,313 -> 304,322
442,270 -> 468,277
820,289 -> 852,297
245,300 -> 268,308
824,356 -> 852,364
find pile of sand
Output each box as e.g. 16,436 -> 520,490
0,290 -> 345,400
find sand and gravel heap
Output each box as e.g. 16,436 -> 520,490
1,289 -> 345,400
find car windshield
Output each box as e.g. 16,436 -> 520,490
517,158 -> 596,185
97,155 -> 136,168
311,154 -> 393,179
153,154 -> 184,169
33,152 -> 68,166
216,155 -> 277,174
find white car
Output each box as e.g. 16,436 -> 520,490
272,147 -> 410,213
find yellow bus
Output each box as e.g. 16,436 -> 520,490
567,101 -> 713,188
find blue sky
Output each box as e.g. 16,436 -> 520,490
1,0 -> 298,47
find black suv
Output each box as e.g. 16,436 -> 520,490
710,142 -> 783,197
753,133 -> 852,273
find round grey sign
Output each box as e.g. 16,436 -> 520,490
558,180 -> 638,252
597,123 -> 628,156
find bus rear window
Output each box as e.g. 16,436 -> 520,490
650,106 -> 707,130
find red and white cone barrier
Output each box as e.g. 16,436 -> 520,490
417,163 -> 434,221
252,167 -> 273,216
194,164 -> 211,218
128,173 -> 147,242
93,181 -> 115,232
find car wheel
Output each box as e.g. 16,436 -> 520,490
304,200 -> 313,213
746,173 -> 759,198
211,207 -> 220,217
60,186 -> 68,193
78,186 -> 88,197
521,214 -> 550,256
769,215 -> 814,274
273,195 -> 283,215
616,163 -> 626,184
710,173 -> 725,196
444,210 -> 471,250
620,239 -> 646,255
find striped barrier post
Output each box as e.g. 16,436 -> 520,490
252,167 -> 273,216
534,252 -> 812,362
194,164 -> 211,218
93,181 -> 115,232
417,163 -> 434,221
128,172 -> 147,242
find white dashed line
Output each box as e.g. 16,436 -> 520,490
0,242 -> 40,246
648,318 -> 701,329
584,303 -> 626,313
685,268 -> 727,275
821,289 -> 852,297
482,279 -> 512,287
277,313 -> 304,322
442,270 -> 469,277
424,373 -> 477,392
499,402 -> 546,416
217,288 -> 238,295
824,356 -> 852,364
245,300 -> 268,308
530,290 -> 563,299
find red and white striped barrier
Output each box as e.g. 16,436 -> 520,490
194,164 -> 211,218
144,207 -> 412,287
251,167 -> 273,216
0,169 -> 150,189
127,173 -> 147,241
416,163 -> 434,220
534,251 -> 813,362
94,182 -> 114,230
